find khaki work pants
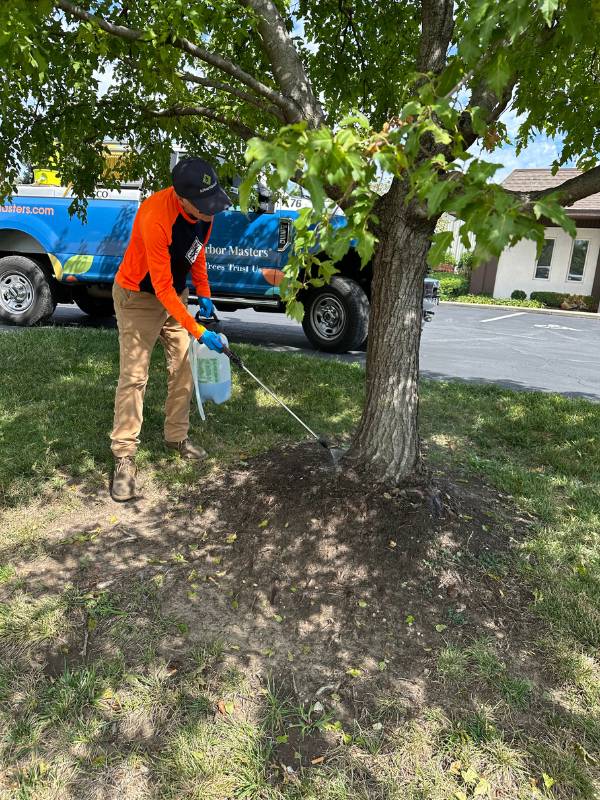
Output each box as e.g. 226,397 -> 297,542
110,283 -> 193,458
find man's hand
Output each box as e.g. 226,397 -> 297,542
198,296 -> 214,318
200,329 -> 224,352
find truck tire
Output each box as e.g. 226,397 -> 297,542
302,276 -> 369,353
74,291 -> 115,318
0,255 -> 56,326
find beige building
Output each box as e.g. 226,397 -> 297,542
471,170 -> 600,309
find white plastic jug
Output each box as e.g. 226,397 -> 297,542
189,334 -> 232,421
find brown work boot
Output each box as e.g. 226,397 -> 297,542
165,438 -> 208,461
111,456 -> 137,502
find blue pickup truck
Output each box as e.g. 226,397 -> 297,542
0,182 -> 439,353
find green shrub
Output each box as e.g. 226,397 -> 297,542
511,290 -> 527,300
457,250 -> 475,275
529,292 -> 598,312
453,294 -> 545,308
430,271 -> 470,299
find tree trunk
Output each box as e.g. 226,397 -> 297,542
345,183 -> 437,484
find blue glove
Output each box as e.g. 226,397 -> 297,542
200,329 -> 224,352
198,296 -> 214,318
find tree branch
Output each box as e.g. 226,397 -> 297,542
238,0 -> 325,127
148,105 -> 257,139
417,0 -> 455,74
506,165 -> 600,210
55,0 -> 298,119
459,18 -> 562,147
177,71 -> 285,121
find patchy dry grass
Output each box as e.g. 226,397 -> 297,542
1,329 -> 600,798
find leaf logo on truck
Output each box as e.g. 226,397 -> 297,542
63,255 -> 94,275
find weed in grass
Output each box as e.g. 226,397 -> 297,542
437,646 -> 469,682
451,709 -> 499,745
497,674 -> 533,710
38,666 -> 101,724
0,592 -> 71,658
0,564 -> 16,583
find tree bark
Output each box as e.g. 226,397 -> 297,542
345,182 -> 437,484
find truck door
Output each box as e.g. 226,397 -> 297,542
203,199 -> 282,299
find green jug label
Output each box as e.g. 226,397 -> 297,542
198,358 -> 220,384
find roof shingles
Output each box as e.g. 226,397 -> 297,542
502,169 -> 600,214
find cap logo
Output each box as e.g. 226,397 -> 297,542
203,173 -> 212,186
196,179 -> 218,193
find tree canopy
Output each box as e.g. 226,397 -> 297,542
2,0 -> 600,303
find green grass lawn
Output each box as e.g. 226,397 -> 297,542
1,328 -> 599,799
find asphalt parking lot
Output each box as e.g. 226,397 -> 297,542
3,302 -> 600,400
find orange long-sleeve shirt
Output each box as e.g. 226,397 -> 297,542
115,187 -> 213,338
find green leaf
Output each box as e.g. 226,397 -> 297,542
286,298 -> 305,322
427,231 -> 454,267
305,175 -> 326,214
401,100 -> 422,119
533,196 -> 577,238
539,0 -> 560,23
461,767 -> 479,784
474,777 -> 491,796
542,773 -> 555,789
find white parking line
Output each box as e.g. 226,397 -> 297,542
480,311 -> 527,324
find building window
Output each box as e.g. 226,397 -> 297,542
567,239 -> 589,282
534,239 -> 554,279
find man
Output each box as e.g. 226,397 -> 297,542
110,157 -> 231,502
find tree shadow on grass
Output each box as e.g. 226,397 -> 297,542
2,439 -> 599,797
2,333 -> 600,796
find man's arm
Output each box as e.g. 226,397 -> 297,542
141,221 -> 206,338
191,220 -> 213,299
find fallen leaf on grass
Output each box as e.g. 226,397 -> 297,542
311,756 -> 325,765
405,614 -> 415,626
542,773 -> 556,789
226,534 -> 237,544
259,520 -> 269,528
358,599 -> 368,608
474,778 -> 490,796
435,624 -> 448,632
217,699 -> 235,715
346,668 -> 362,677
274,614 -> 283,623
461,767 -> 478,784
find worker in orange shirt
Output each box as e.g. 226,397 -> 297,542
110,158 -> 231,502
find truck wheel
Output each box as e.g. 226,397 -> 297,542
74,292 -> 115,318
302,276 -> 369,353
0,255 -> 56,326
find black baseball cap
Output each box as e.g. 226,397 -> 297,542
171,157 -> 232,215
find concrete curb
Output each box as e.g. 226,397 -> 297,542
441,301 -> 600,320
